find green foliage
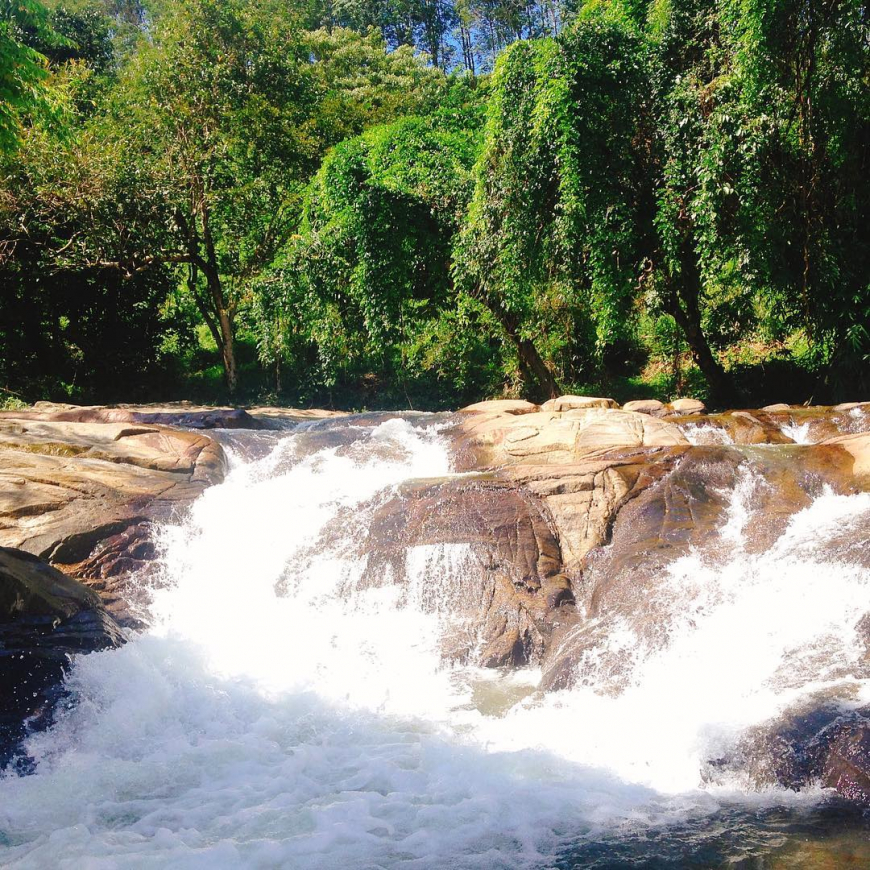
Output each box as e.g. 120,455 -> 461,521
722,0 -> 870,391
0,0 -> 59,150
456,3 -> 650,390
0,0 -> 867,408
258,100 -> 498,404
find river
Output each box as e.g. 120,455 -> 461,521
1,414 -> 869,867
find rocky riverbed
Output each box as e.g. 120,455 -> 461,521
2,396 -> 869,813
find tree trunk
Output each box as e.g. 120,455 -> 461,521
211,287 -> 237,394
199,196 -> 238,395
218,308 -> 238,394
667,248 -> 735,408
496,308 -> 558,401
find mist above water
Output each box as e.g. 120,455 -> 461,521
1,415 -> 868,868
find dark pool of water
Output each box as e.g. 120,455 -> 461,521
553,799 -> 870,868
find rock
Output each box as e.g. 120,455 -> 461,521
725,701 -> 870,808
354,476 -> 577,667
0,410 -> 227,625
540,395 -> 618,412
503,453 -> 680,576
455,407 -> 689,468
0,418 -> 224,474
677,411 -> 796,445
821,432 -> 870,483
460,399 -> 540,415
0,546 -> 123,770
622,399 -> 666,415
247,406 -> 347,427
3,402 -> 350,431
536,441 -> 859,692
823,718 -> 870,804
763,403 -> 792,412
667,397 -> 706,414
2,403 -> 264,430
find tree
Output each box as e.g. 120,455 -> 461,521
59,7 -> 444,394
72,0 -> 321,393
455,3 -> 649,399
0,0 -> 57,151
0,110 -> 183,401
644,0 -> 740,404
722,0 -> 870,395
264,100 -> 492,401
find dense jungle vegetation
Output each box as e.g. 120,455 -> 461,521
1,0 -> 868,409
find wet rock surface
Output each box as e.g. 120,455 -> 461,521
2,396 -> 870,809
361,476 -> 576,667
444,399 -> 866,674
0,411 -> 228,626
718,701 -> 870,808
433,396 -> 870,807
0,546 -> 123,771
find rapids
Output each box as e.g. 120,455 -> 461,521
1,415 -> 869,867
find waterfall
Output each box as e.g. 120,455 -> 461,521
1,416 -> 869,867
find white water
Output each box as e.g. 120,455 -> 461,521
2,417 -> 869,868
781,421 -> 813,444
681,423 -> 734,446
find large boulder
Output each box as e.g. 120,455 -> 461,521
455,406 -> 689,468
355,476 -> 576,667
667,397 -> 706,414
622,399 -> 666,416
322,406 -> 693,668
0,411 -> 228,625
539,441 -> 859,691
540,395 -> 618,412
0,547 -> 123,770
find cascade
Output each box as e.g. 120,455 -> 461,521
1,414 -> 869,867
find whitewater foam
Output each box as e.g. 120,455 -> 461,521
2,416 -> 868,867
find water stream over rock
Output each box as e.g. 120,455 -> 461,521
2,411 -> 870,867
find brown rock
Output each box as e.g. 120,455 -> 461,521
622,399 -> 666,415
821,432 -> 870,482
823,720 -> 870,804
312,475 -> 578,668
2,402 -> 349,431
1,403 -> 262,430
667,397 -> 707,414
540,395 -> 618,412
1,546 -> 124,769
460,399 -> 540,415
0,411 -> 227,625
455,407 -> 688,468
539,441 -> 860,692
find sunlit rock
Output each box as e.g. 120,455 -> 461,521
667,397 -> 706,414
0,410 -> 228,625
460,399 -> 540,415
622,399 -> 666,415
540,395 -> 618,411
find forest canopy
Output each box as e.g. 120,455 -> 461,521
1,0 -> 868,409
